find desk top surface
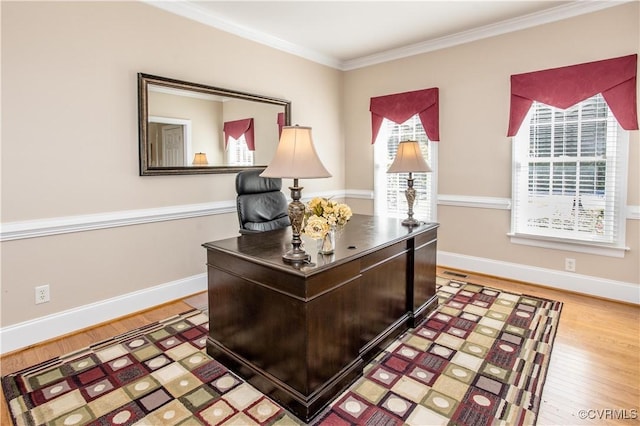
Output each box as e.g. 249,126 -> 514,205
203,214 -> 438,276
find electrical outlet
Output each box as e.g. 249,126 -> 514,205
565,258 -> 576,272
35,284 -> 50,304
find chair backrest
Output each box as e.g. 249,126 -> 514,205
236,169 -> 290,234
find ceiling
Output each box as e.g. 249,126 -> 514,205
146,1 -> 627,70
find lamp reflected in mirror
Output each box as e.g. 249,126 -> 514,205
192,152 -> 209,165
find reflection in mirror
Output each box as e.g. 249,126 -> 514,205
138,73 -> 291,175
148,116 -> 192,167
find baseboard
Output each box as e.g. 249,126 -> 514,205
0,274 -> 207,355
2,252 -> 638,354
437,251 -> 639,305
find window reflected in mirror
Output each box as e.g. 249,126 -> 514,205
226,135 -> 254,166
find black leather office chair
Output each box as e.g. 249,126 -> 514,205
236,168 -> 290,234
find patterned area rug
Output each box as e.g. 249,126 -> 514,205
2,275 -> 562,425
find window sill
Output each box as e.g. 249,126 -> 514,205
508,233 -> 629,258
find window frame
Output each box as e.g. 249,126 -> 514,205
225,134 -> 254,166
374,115 -> 438,223
509,95 -> 630,258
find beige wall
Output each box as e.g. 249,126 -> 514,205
343,3 -> 639,284
0,1 -> 343,326
1,1 -> 638,331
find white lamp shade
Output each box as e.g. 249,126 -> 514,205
387,140 -> 432,173
261,126 -> 332,179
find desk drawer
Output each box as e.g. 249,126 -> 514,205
360,241 -> 407,272
207,248 -> 359,301
414,227 -> 438,248
359,248 -> 408,351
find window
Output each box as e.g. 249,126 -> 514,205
225,134 -> 254,166
374,114 -> 437,222
511,94 -> 628,255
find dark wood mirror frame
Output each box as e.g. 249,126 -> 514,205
138,73 -> 291,176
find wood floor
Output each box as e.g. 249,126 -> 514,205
449,269 -> 640,426
1,268 -> 638,425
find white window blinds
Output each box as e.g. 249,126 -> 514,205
511,94 -> 628,248
226,135 -> 254,166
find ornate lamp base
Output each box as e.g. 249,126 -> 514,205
401,217 -> 421,227
283,179 -> 310,264
402,174 -> 420,227
282,250 -> 311,264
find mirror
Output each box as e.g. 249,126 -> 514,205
138,73 -> 291,175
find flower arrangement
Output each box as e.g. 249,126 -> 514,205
303,197 -> 353,239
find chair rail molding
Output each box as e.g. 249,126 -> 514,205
437,194 -> 511,210
0,202 -> 236,241
0,191 -> 350,242
2,194 -> 636,242
345,189 -> 375,199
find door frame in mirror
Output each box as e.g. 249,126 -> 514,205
138,73 -> 291,176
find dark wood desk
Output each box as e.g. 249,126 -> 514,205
203,214 -> 438,422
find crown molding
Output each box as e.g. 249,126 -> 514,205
143,0 -> 342,69
143,0 -> 631,71
342,1 -> 632,70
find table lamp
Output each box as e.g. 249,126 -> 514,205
192,152 -> 208,165
387,140 -> 432,227
261,125 -> 331,263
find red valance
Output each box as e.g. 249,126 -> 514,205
223,118 -> 255,151
370,88 -> 440,143
508,54 -> 638,136
277,112 -> 284,137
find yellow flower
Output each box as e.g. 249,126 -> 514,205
303,215 -> 330,239
303,197 -> 352,238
